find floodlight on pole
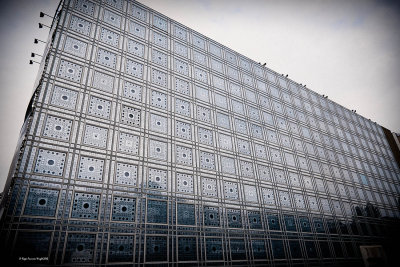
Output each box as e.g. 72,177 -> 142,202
40,12 -> 53,18
29,60 -> 40,65
39,23 -> 50,29
31,53 -> 42,58
34,38 -> 46,44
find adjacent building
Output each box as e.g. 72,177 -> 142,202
1,0 -> 399,265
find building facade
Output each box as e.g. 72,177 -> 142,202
1,0 -> 400,266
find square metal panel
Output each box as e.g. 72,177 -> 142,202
65,233 -> 96,263
147,200 -> 167,224
24,188 -> 59,217
149,139 -> 167,160
148,168 -> 167,190
176,173 -> 194,193
112,196 -> 136,221
51,86 -> 78,109
108,235 -> 134,262
83,124 -> 108,148
118,132 -> 139,154
43,115 -> 72,141
34,149 -> 66,176
71,192 -> 100,219
115,162 -> 138,186
78,156 -> 104,181
88,96 -> 111,119
92,71 -> 114,93
58,60 -> 83,82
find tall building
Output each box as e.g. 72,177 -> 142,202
1,0 -> 399,265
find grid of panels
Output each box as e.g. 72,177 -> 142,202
1,0 -> 400,266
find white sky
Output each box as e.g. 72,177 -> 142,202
0,0 -> 399,191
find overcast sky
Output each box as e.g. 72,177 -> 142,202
0,0 -> 399,191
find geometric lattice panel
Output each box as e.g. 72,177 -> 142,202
23,187 -> 59,217
237,139 -> 251,155
175,78 -> 190,95
279,191 -> 291,208
248,211 -> 262,229
108,235 -> 134,262
129,21 -> 146,38
34,149 -> 66,176
220,156 -> 236,175
96,48 -> 117,69
127,39 -> 145,58
204,206 -> 220,227
148,168 -> 167,190
175,98 -> 191,117
223,181 -> 238,200
177,203 -> 195,225
149,139 -> 167,161
152,49 -> 167,67
176,173 -> 194,193
227,209 -> 242,228
65,233 -> 96,263
151,69 -> 167,88
196,106 -> 211,123
153,31 -> 167,48
71,192 -> 100,219
126,59 -> 144,78
206,238 -> 223,260
243,184 -> 258,202
218,133 -> 233,150
92,71 -> 114,93
112,196 -> 136,222
234,119 -> 247,137
178,237 -> 197,261
262,188 -> 275,205
117,132 -> 139,155
271,239 -> 285,259
202,177 -> 218,197
147,200 -> 167,224
149,113 -> 167,134
267,214 -> 281,231
176,145 -> 192,165
103,9 -> 121,28
51,86 -> 78,110
175,121 -> 192,140
230,239 -> 246,260
43,115 -> 72,140
151,90 -> 167,109
88,96 -> 111,119
58,60 -> 83,82
146,236 -> 167,262
284,215 -> 297,232
252,240 -> 267,259
200,151 -> 215,170
198,127 -> 213,145
83,124 -> 108,148
69,15 -> 92,36
64,36 -> 87,58
121,105 -> 141,127
74,0 -> 95,16
123,81 -> 142,102
294,194 -> 305,209
78,156 -> 104,182
115,162 -> 138,186
100,27 -> 119,47
240,161 -> 255,178
258,165 -> 272,182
